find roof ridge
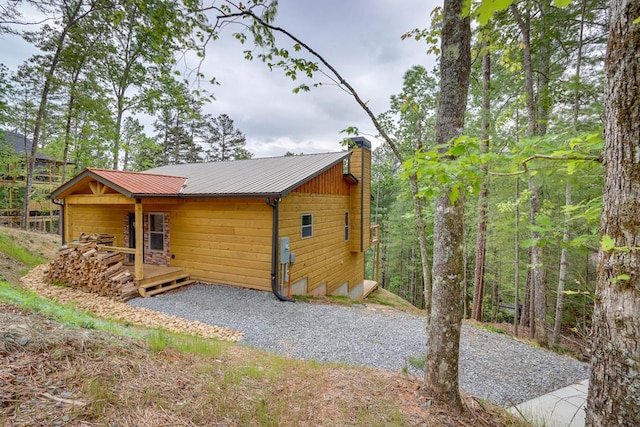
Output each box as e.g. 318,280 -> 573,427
169,150 -> 347,166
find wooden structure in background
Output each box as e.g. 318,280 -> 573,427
0,131 -> 67,230
50,137 -> 377,300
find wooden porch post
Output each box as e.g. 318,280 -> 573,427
135,198 -> 144,280
63,202 -> 71,244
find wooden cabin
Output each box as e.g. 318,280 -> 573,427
1,131 -> 65,230
49,137 -> 378,300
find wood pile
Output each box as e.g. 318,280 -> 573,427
79,232 -> 115,245
46,242 -> 139,301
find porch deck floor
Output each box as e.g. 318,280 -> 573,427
125,263 -> 185,279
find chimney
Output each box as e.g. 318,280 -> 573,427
348,137 -> 372,252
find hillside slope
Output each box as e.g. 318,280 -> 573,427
0,226 -> 528,426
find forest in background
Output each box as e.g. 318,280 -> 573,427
0,0 -> 607,350
369,1 -> 605,350
3,1 -> 640,424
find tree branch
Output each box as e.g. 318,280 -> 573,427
489,153 -> 600,176
216,8 -> 406,162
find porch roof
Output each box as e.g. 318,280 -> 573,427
50,168 -> 188,199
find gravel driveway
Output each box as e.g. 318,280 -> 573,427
128,283 -> 589,406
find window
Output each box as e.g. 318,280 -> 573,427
301,214 -> 313,239
149,213 -> 164,251
342,157 -> 350,174
344,212 -> 349,241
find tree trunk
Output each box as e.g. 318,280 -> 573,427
423,0 -> 470,411
529,177 -> 547,346
492,249 -> 500,322
22,1 -> 85,229
552,2 -> 586,346
514,177 -> 520,336
408,175 -> 432,317
553,181 -> 571,345
472,42 -> 491,322
23,42 -> 64,230
511,3 -> 547,346
586,1 -> 640,425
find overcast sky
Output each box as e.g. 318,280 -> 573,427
1,0 -> 440,158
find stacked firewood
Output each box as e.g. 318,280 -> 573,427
79,232 -> 115,245
46,242 -> 139,301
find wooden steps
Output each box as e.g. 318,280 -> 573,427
138,272 -> 196,297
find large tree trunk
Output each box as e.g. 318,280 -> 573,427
586,0 -> 640,425
423,0 -> 470,411
529,176 -> 547,346
472,41 -> 491,322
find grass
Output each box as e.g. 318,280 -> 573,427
0,226 -> 533,426
407,354 -> 427,371
0,281 -> 117,331
366,288 -> 425,314
473,322 -> 510,335
0,234 -> 48,268
146,330 -> 171,353
0,281 -> 231,356
293,293 -> 359,305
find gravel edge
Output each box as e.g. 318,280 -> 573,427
128,283 -> 589,406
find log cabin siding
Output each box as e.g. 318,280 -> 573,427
66,203 -> 130,246
56,143 -> 372,298
279,192 -> 364,295
163,198 -> 273,291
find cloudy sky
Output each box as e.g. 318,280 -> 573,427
1,0 -> 440,158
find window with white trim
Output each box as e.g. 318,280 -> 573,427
149,213 -> 164,251
301,214 -> 313,239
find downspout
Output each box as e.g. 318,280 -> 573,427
266,197 -> 294,302
51,198 -> 65,245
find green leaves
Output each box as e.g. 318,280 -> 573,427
471,0 -> 572,25
553,0 -> 573,7
601,234 -> 640,253
601,235 -> 616,251
402,136 -> 489,202
474,0 -> 514,26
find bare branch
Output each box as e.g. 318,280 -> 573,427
215,8 -> 405,162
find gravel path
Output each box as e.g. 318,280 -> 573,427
128,284 -> 589,406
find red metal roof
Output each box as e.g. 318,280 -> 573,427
88,168 -> 186,195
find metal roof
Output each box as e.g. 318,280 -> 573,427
90,169 -> 187,196
146,151 -> 350,197
51,151 -> 350,199
49,168 -> 187,199
3,131 -> 53,161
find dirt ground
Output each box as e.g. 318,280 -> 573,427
1,226 -> 527,426
0,299 -> 526,426
0,227 -> 60,285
